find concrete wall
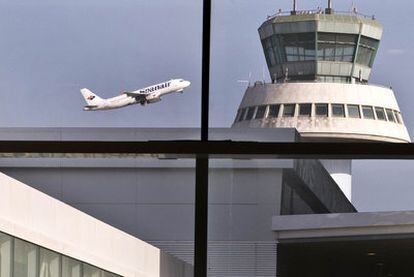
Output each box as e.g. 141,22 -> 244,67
233,83 -> 411,143
0,172 -> 192,277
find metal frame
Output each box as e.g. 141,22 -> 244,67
0,1 -> 412,276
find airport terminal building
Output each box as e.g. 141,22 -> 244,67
1,2 -> 414,277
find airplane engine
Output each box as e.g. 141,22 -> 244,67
146,94 -> 161,103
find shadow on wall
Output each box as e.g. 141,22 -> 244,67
160,251 -> 193,277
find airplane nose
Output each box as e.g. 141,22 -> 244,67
184,81 -> 191,87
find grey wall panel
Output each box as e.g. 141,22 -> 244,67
136,205 -> 194,241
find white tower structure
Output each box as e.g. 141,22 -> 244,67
232,1 -> 411,201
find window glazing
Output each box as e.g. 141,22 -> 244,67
347,105 -> 361,118
262,33 -> 315,66
362,106 -> 375,119
317,33 -> 357,62
62,257 -> 81,277
245,107 -> 256,120
283,104 -> 296,117
255,106 -> 267,119
394,111 -> 402,124
239,108 -> 247,121
332,104 -> 345,117
268,104 -> 280,118
315,104 -> 328,116
356,36 -> 379,67
1,232 -> 120,277
386,109 -> 396,122
299,104 -> 311,116
375,107 -> 386,121
0,233 -> 11,277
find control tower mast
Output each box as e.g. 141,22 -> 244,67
232,1 -> 410,200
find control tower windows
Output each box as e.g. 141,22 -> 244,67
317,33 -> 357,62
262,33 -> 316,66
239,108 -> 248,121
386,109 -> 396,122
356,36 -> 379,67
362,106 -> 375,119
394,111 -> 402,124
315,104 -> 328,116
268,104 -> 280,118
347,105 -> 361,118
245,107 -> 256,120
299,104 -> 312,116
283,104 -> 296,117
332,104 -> 345,117
375,107 -> 387,121
255,106 -> 267,119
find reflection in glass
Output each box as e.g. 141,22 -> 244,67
283,104 -> 295,117
315,104 -> 328,117
386,109 -> 396,122
83,264 -> 101,277
39,248 -> 60,277
0,233 -> 11,277
299,104 -> 311,116
14,239 -> 37,277
375,107 -> 386,121
362,106 -> 375,119
332,104 -> 345,117
245,107 -> 256,120
262,33 -> 315,66
255,106 -> 267,119
268,105 -> 280,118
356,36 -> 379,67
318,33 -> 357,62
62,257 -> 81,277
347,105 -> 361,118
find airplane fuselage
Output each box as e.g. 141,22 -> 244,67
82,79 -> 190,111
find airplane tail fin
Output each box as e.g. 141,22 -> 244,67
80,88 -> 105,106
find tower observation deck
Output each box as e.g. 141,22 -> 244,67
232,1 -> 411,200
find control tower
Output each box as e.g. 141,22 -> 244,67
232,1 -> 411,200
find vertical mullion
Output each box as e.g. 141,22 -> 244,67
194,0 -> 211,276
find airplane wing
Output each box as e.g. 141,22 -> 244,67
124,92 -> 147,101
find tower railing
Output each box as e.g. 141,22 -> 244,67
266,10 -> 375,21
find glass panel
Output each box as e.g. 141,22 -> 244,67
299,104 -> 312,116
268,105 -> 280,118
255,106 -> 267,119
101,272 -> 117,277
14,239 -> 37,277
83,264 -> 101,277
375,107 -> 386,121
39,248 -> 60,277
356,36 -> 379,67
315,104 -> 328,116
264,33 -> 315,64
362,106 -> 375,119
0,1 -> 202,140
386,109 -> 396,122
332,104 -> 345,117
317,33 -> 357,62
0,233 -> 11,277
283,104 -> 295,117
62,256 -> 81,277
239,108 -> 248,121
394,111 -> 402,124
347,105 -> 361,118
245,107 -> 256,120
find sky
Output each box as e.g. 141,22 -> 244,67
0,0 -> 413,212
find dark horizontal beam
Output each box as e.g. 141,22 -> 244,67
0,141 -> 413,159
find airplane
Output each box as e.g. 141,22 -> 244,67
80,79 -> 191,111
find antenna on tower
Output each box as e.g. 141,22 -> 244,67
326,0 -> 333,14
291,0 -> 297,15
